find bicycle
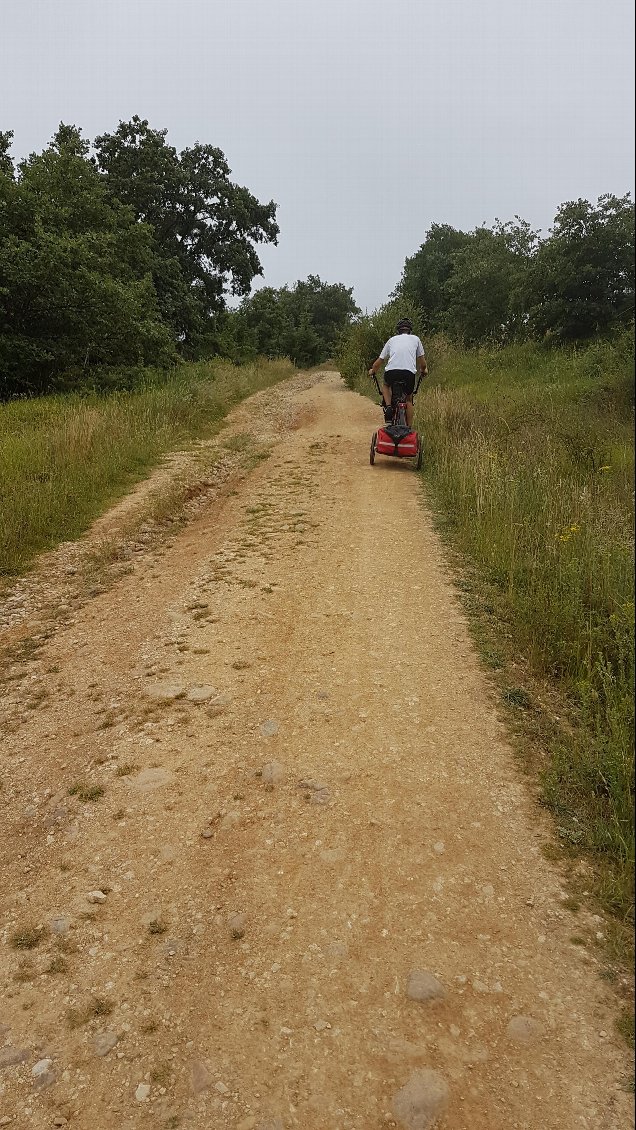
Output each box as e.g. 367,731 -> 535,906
369,374 -> 423,470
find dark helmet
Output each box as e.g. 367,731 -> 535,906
396,317 -> 413,334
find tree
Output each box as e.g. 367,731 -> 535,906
233,286 -> 295,360
292,275 -> 360,357
0,130 -> 14,177
93,117 -> 279,354
442,219 -> 538,345
395,224 -> 471,333
527,194 -> 635,341
0,125 -> 173,397
234,276 -> 359,366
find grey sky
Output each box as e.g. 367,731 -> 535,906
3,0 -> 634,312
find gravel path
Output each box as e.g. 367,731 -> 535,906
0,371 -> 633,1130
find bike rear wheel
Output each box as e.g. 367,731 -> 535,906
391,381 -> 411,428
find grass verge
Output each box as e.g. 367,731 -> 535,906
416,334 -> 634,934
0,357 -> 295,577
339,329 -> 634,946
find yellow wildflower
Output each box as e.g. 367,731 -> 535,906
556,522 -> 581,543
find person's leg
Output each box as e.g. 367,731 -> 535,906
382,376 -> 394,420
404,374 -> 416,427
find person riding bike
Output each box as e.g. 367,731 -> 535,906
368,318 -> 428,428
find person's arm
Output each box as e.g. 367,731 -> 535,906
416,339 -> 428,378
369,341 -> 390,377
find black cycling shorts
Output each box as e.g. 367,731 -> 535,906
384,369 -> 416,396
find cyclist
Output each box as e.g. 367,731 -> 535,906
368,318 -> 428,427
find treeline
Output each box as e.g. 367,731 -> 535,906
337,193 -> 635,387
222,276 -> 359,368
0,119 -> 358,398
394,194 -> 634,346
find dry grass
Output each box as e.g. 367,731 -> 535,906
66,996 -> 114,1028
0,358 -> 294,577
115,762 -> 139,777
14,958 -> 36,982
9,924 -> 48,950
147,917 -> 168,936
46,954 -> 68,974
150,1062 -> 172,1085
68,783 -> 105,802
414,334 -> 634,929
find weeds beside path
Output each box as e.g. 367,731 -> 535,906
0,358 -> 295,578
340,331 -> 635,961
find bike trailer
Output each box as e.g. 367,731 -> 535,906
375,424 -> 419,458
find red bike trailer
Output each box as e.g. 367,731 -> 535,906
369,374 -> 423,470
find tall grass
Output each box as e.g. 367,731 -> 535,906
338,326 -> 634,921
0,358 -> 295,576
419,333 -> 635,920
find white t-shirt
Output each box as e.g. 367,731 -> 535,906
380,333 -> 425,373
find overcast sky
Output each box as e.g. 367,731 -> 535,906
2,0 -> 634,311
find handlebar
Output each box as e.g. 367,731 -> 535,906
371,373 -> 383,397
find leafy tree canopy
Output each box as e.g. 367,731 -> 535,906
527,194 -> 635,342
94,117 -> 279,353
0,118 -> 284,395
0,125 -> 173,397
443,219 -> 539,345
229,275 -> 360,366
393,195 -> 633,347
396,223 -> 471,334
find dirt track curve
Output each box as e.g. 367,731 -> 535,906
0,371 -> 633,1130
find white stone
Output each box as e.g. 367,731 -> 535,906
187,684 -> 217,703
506,1015 -> 544,1044
262,761 -> 284,786
129,768 -> 174,792
144,681 -> 186,702
392,1069 -> 450,1130
32,1059 -> 52,1077
406,970 -> 446,1004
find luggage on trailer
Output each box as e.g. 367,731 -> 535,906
375,424 -> 419,458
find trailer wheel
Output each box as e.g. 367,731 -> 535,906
415,433 -> 423,471
370,432 -> 377,465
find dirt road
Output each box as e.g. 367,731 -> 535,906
0,372 -> 633,1130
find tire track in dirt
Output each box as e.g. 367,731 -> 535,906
0,372 -> 632,1130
